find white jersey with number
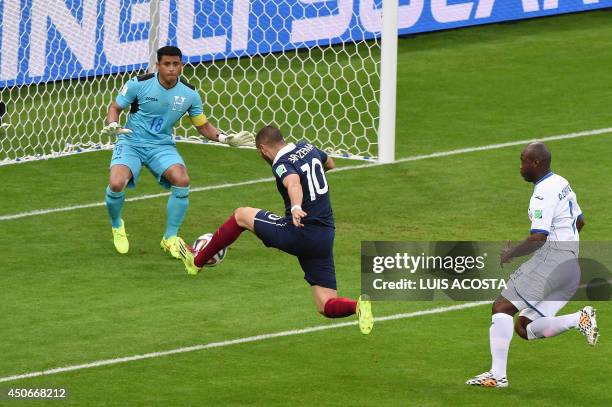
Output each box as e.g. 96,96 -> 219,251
528,172 -> 582,242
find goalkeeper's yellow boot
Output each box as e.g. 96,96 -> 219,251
111,220 -> 129,254
160,236 -> 181,259
176,237 -> 202,276
357,294 -> 373,335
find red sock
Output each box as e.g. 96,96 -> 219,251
323,297 -> 357,318
194,214 -> 245,267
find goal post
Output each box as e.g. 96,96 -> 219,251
148,0 -> 162,74
0,0 -> 397,166
378,0 -> 398,164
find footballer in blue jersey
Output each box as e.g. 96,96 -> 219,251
271,141 -> 334,227
175,126 -> 373,334
102,46 -> 254,257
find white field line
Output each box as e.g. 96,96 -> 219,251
1,127 -> 611,222
0,177 -> 276,221
0,301 -> 490,384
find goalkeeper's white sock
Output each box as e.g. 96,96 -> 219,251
526,312 -> 581,340
490,313 -> 513,379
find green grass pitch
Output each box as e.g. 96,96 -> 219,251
1,10 -> 611,406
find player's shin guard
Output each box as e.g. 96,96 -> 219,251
323,297 -> 357,318
194,214 -> 245,267
165,186 -> 189,239
526,312 -> 581,340
105,185 -> 125,228
490,313 -> 513,380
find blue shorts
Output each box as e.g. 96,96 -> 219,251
110,142 -> 185,189
253,210 -> 336,289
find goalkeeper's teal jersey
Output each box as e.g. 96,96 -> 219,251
115,73 -> 204,145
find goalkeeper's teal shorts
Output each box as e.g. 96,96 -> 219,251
109,141 -> 185,189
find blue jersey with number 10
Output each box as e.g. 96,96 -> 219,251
115,73 -> 204,145
272,142 -> 334,227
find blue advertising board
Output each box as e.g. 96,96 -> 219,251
0,0 -> 610,88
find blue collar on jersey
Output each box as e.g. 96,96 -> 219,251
534,171 -> 554,185
272,143 -> 296,165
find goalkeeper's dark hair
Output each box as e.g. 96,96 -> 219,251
256,125 -> 285,147
157,46 -> 182,62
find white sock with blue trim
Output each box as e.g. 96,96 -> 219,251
526,312 -> 581,340
490,313 -> 513,379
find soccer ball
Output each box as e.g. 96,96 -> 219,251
193,233 -> 227,267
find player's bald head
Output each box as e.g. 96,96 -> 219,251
522,142 -> 551,168
256,125 -> 285,148
519,142 -> 552,183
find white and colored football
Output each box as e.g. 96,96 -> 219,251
193,233 -> 227,267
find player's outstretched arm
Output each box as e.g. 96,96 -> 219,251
101,102 -> 132,137
195,122 -> 255,147
195,122 -> 221,142
500,232 -> 547,266
283,174 -> 307,227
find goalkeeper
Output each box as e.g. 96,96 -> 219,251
102,46 -> 253,257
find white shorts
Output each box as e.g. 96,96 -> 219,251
510,299 -> 568,320
501,246 -> 580,320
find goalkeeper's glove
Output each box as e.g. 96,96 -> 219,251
218,131 -> 255,147
102,122 -> 132,138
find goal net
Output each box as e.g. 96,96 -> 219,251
0,0 -> 388,166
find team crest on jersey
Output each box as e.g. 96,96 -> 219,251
275,164 -> 287,178
534,209 -> 543,219
172,96 -> 186,111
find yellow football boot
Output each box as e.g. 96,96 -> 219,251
176,237 -> 202,276
160,236 -> 181,259
357,294 -> 373,334
111,220 -> 129,254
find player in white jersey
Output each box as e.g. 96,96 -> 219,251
466,142 -> 599,388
